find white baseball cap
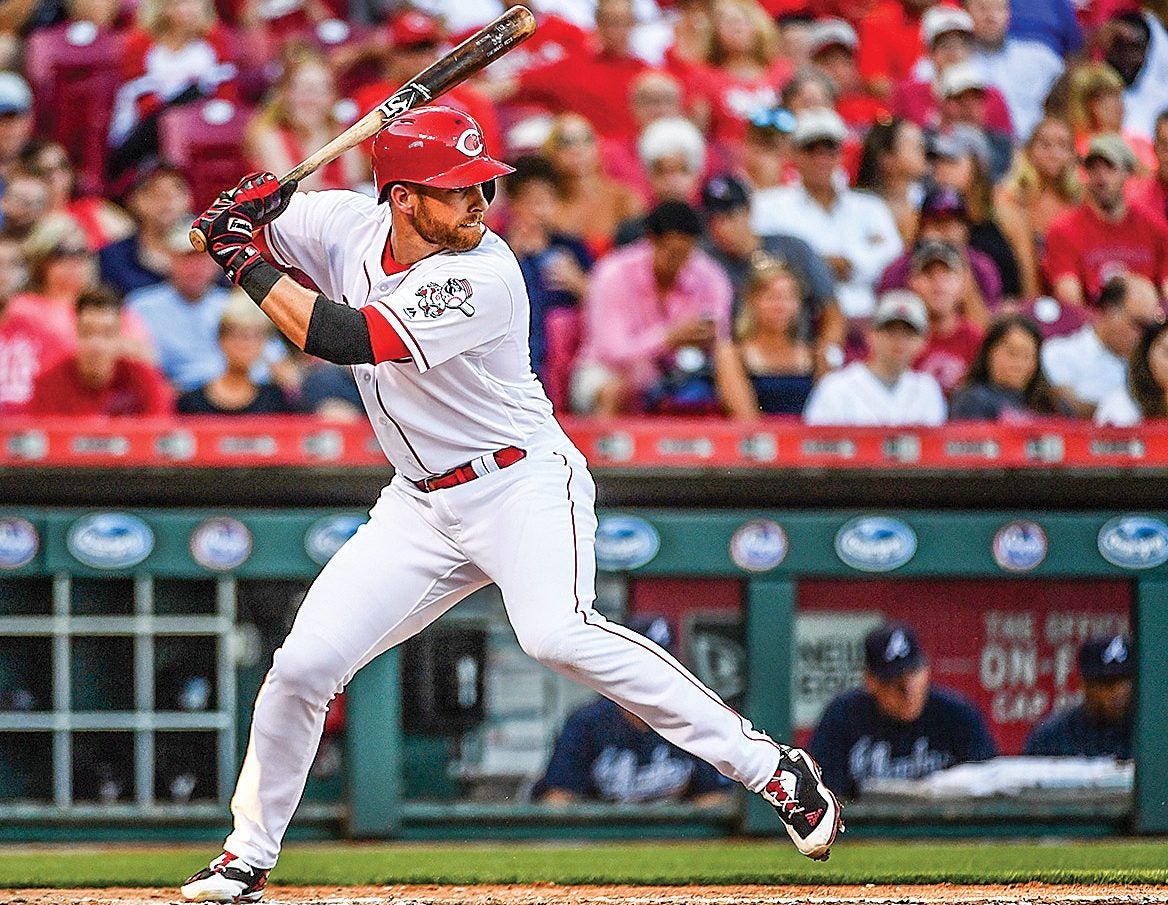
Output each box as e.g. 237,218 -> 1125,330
872,290 -> 928,334
939,61 -> 989,98
0,71 -> 32,115
922,6 -> 974,46
792,108 -> 848,147
807,18 -> 858,57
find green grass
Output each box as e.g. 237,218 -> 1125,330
1,840 -> 1167,888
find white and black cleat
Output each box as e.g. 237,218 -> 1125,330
181,851 -> 270,902
761,746 -> 843,861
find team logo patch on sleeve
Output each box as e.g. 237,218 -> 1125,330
414,278 -> 475,318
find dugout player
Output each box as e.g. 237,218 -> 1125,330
179,106 -> 841,902
808,621 -> 997,800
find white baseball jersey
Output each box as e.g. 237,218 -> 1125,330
802,362 -> 947,426
263,190 -> 553,479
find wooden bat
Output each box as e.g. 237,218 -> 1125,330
189,5 -> 537,251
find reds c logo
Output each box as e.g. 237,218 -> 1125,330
454,128 -> 484,158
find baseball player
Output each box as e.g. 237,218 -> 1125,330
180,106 -> 841,903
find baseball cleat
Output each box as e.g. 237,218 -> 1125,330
761,746 -> 843,861
181,851 -> 269,902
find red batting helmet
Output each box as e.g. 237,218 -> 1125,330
371,105 -> 514,200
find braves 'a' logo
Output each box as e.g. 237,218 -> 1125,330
414,277 -> 475,318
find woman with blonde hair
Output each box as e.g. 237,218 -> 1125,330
9,214 -> 155,359
244,51 -> 363,193
108,0 -> 239,181
542,113 -> 645,257
715,254 -> 815,418
670,0 -> 794,155
1062,61 -> 1154,170
995,117 -> 1082,299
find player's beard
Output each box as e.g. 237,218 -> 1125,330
414,195 -> 484,252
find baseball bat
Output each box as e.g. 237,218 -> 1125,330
189,5 -> 537,251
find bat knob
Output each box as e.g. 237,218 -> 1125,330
188,228 -> 208,253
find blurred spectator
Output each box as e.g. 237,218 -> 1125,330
1042,274 -> 1164,418
0,234 -> 70,413
949,314 -> 1065,421
11,213 -> 154,359
854,116 -> 929,246
779,68 -> 837,118
493,0 -> 651,144
1062,62 -> 1154,172
502,157 -> 592,385
1128,109 -> 1168,229
879,186 -> 997,320
571,201 -> 733,415
930,63 -> 1014,181
533,616 -> 732,805
740,105 -> 797,193
753,109 -> 902,321
1007,0 -> 1082,59
542,113 -> 645,258
700,173 -> 844,370
99,163 -> 194,295
803,290 -> 946,425
177,291 -> 294,414
908,240 -> 983,395
1102,11 -> 1168,144
715,255 -> 815,418
600,70 -> 687,199
613,116 -> 706,245
674,0 -> 793,155
1095,320 -> 1168,427
299,358 -> 364,421
892,8 -> 1015,146
967,0 -> 1064,142
807,18 -> 887,130
20,140 -> 133,251
995,117 -> 1082,299
856,0 -> 939,102
244,50 -> 364,193
28,287 -> 172,416
929,126 -> 1020,298
808,621 -> 998,801
1043,134 -> 1168,309
108,0 -> 241,185
0,72 -> 34,189
0,168 -> 49,240
1024,635 -> 1133,759
352,10 -> 502,159
126,221 -> 249,392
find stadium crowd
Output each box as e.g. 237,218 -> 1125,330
3,0 -> 1168,425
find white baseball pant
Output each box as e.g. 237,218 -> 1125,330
224,435 -> 783,868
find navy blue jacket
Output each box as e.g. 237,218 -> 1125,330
1023,704 -> 1132,759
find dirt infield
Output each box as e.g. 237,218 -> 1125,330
6,884 -> 1168,905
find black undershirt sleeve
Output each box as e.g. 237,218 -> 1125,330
303,294 -> 375,365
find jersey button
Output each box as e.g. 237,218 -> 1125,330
378,417 -> 388,426
363,374 -> 371,382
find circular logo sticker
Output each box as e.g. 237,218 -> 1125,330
67,513 -> 154,569
834,516 -> 917,572
594,515 -> 660,571
0,517 -> 39,569
305,514 -> 366,566
454,127 -> 484,157
992,520 -> 1048,573
1097,516 -> 1168,569
190,517 -> 253,572
729,519 -> 788,572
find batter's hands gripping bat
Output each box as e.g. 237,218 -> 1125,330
189,5 -> 537,251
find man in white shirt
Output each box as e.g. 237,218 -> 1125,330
967,0 -> 1063,141
751,108 -> 902,320
1042,273 -> 1163,418
803,291 -> 947,426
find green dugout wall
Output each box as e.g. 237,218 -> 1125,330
0,507 -> 1163,840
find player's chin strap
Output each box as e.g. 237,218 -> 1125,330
238,259 -> 378,366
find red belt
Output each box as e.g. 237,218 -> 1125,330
412,446 -> 527,493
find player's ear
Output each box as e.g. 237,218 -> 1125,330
386,183 -> 416,212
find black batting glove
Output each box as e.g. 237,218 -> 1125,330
191,193 -> 268,287
227,171 -> 298,226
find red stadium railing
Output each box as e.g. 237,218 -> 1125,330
0,416 -> 1163,470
